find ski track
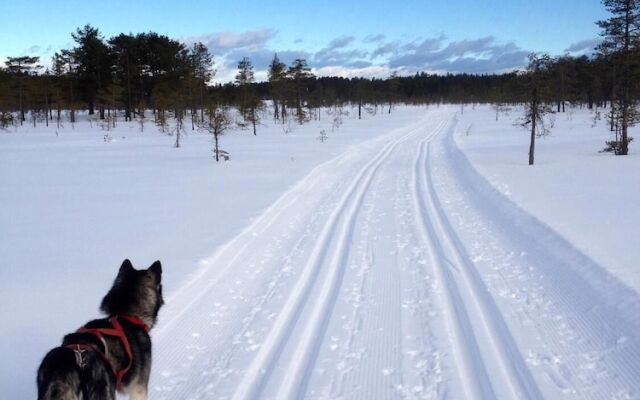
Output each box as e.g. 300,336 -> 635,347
151,108 -> 640,400
232,116 -> 439,400
412,119 -> 543,400
432,124 -> 640,400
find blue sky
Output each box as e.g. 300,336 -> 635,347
0,0 -> 608,81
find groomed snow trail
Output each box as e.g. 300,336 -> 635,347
151,109 -> 640,399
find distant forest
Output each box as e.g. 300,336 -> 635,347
0,0 -> 637,156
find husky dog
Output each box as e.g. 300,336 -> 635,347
37,259 -> 164,400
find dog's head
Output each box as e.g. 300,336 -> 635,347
100,259 -> 165,328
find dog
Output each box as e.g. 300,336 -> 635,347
37,259 -> 164,400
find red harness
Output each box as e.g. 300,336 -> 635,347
65,315 -> 149,390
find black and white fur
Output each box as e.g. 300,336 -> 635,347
37,259 -> 164,400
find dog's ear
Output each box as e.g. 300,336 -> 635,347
119,259 -> 134,274
102,260 -> 135,315
148,260 -> 162,279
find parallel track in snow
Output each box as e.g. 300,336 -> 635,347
274,118 -> 448,400
153,142 -> 358,341
150,109 -> 640,400
231,116 -> 443,400
410,121 -> 543,400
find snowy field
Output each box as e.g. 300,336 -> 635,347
2,105 -> 639,399
456,106 -> 640,293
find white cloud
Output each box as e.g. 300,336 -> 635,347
564,38 -> 600,54
182,28 -> 278,54
388,35 -> 529,73
184,29 -> 536,83
313,65 -> 392,79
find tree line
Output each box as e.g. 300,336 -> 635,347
0,0 -> 637,158
1,25 -> 214,127
0,47 -> 610,127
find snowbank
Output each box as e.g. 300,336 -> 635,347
455,105 -> 640,293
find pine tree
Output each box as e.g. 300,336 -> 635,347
235,57 -> 255,118
287,59 -> 314,124
519,53 -> 555,166
189,42 -> 214,121
387,71 -> 400,114
0,68 -> 14,129
5,56 -> 41,124
68,25 -> 112,117
355,79 -> 367,119
597,0 -> 640,155
268,54 -> 287,122
247,96 -> 263,136
200,103 -> 232,161
109,34 -> 138,121
51,53 -> 73,126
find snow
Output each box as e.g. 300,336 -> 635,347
455,105 -> 640,293
0,106 -> 423,398
2,104 -> 639,399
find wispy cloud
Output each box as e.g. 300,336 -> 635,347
564,38 -> 600,54
313,35 -> 368,68
363,34 -> 385,44
388,35 -> 529,73
327,35 -> 355,49
371,41 -> 401,59
182,29 -> 533,83
182,28 -> 278,54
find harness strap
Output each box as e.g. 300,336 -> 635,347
70,315 -> 149,390
119,314 -> 150,333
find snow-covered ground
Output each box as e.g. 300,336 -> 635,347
456,105 -> 640,293
2,104 -> 639,399
0,106 -> 423,398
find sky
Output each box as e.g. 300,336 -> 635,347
0,0 -> 608,82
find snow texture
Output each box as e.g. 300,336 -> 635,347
1,105 -> 639,399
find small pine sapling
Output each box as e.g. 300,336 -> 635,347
317,129 -> 328,143
200,103 -> 232,162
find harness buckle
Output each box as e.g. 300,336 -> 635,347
71,345 -> 88,370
